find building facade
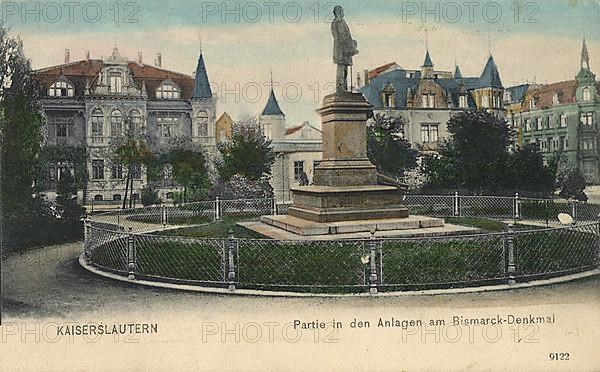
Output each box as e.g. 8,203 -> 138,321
358,51 -> 505,153
259,89 -> 322,202
34,47 -> 217,202
510,40 -> 600,184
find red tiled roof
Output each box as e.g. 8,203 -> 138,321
285,125 -> 304,136
521,80 -> 577,112
33,59 -> 195,99
368,62 -> 397,80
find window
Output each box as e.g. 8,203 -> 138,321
109,72 -> 122,93
48,80 -> 74,97
52,117 -> 73,138
294,161 -> 305,181
92,160 -> 104,180
560,114 -> 567,128
156,82 -> 181,99
111,164 -> 123,179
481,95 -> 489,108
583,161 -> 595,178
583,87 -> 591,102
422,94 -> 435,108
130,109 -> 143,134
196,111 -> 209,137
493,95 -> 501,108
110,110 -> 123,137
384,93 -> 394,107
553,93 -> 560,105
157,113 -> 180,137
583,139 -> 595,151
536,118 -> 543,131
130,165 -> 141,179
564,137 -> 569,150
552,137 -> 560,150
581,112 -> 594,126
91,110 -> 104,137
459,95 -> 467,109
525,119 -> 532,132
529,98 -> 536,109
94,195 -> 104,201
112,194 -> 122,201
420,124 -> 439,143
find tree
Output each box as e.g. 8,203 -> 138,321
169,148 -> 211,202
0,25 -> 44,219
422,110 -> 513,193
140,184 -> 161,206
56,170 -> 84,221
217,118 -> 275,181
558,168 -> 588,202
367,113 -> 418,179
507,144 -> 555,194
110,117 -> 154,209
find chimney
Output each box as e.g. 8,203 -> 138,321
363,69 -> 369,85
85,49 -> 90,60
137,51 -> 143,64
155,53 -> 162,67
64,49 -> 70,64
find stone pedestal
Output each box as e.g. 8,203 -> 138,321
286,92 -> 408,224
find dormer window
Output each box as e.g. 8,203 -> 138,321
553,93 -> 560,105
583,87 -> 591,102
529,98 -> 536,110
156,82 -> 181,99
48,80 -> 74,97
493,95 -> 501,108
381,84 -> 396,108
481,95 -> 490,108
109,72 -> 122,93
459,95 -> 467,109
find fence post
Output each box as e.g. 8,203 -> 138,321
453,191 -> 460,216
572,200 -> 578,223
597,219 -> 600,268
273,198 -> 278,216
161,204 -> 167,228
506,224 -> 516,286
227,229 -> 236,291
216,196 -> 221,221
127,227 -> 136,280
84,218 -> 92,264
369,230 -> 378,295
514,193 -> 521,221
545,199 -> 549,228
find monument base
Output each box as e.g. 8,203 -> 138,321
287,185 -> 409,223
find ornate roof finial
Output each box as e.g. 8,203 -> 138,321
582,37 -> 590,70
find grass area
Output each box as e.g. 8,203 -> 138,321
445,217 -> 507,232
157,216 -> 265,239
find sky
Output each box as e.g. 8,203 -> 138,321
3,0 -> 600,125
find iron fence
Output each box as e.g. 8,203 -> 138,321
85,195 -> 600,294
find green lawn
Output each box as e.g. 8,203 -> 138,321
157,216 -> 264,239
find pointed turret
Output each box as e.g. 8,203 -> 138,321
423,51 -> 434,68
261,89 -> 285,116
582,38 -> 590,70
480,55 -> 503,88
193,52 -> 212,99
454,65 -> 463,80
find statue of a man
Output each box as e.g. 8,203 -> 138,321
331,6 -> 358,93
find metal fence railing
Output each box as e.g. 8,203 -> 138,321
84,195 -> 600,294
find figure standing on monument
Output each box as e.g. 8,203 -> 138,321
331,6 -> 358,93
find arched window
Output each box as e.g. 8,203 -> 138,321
196,111 -> 209,136
129,109 -> 143,134
110,110 -> 123,137
583,87 -> 591,102
48,80 -> 74,97
91,109 -> 104,137
112,194 -> 122,201
94,195 -> 104,201
156,82 -> 181,99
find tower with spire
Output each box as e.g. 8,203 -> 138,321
473,54 -> 504,113
576,38 -> 597,103
259,71 -> 286,141
191,49 -> 217,150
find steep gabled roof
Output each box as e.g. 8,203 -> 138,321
479,55 -> 503,88
261,90 -> 285,116
192,53 -> 212,99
